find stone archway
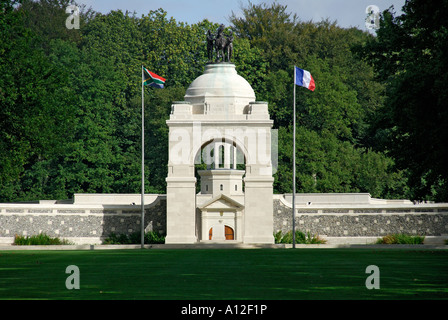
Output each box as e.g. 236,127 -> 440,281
165,63 -> 274,244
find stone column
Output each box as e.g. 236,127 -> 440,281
232,146 -> 237,169
243,173 -> 275,244
214,142 -> 220,169
165,168 -> 197,244
224,143 -> 231,169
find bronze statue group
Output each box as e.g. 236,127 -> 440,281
207,24 -> 234,63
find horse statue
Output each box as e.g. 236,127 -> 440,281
214,24 -> 226,62
208,24 -> 234,63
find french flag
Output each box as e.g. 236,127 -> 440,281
294,66 -> 315,91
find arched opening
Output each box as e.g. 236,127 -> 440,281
193,138 -> 247,170
193,137 -> 248,243
194,138 -> 246,195
225,225 -> 234,240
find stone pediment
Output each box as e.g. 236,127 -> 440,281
199,194 -> 244,211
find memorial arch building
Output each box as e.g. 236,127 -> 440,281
165,63 -> 275,244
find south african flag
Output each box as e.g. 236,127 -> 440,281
143,67 -> 166,88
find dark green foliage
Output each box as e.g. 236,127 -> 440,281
104,231 -> 165,244
2,0 -> 442,203
359,0 -> 448,201
274,230 -> 327,244
376,234 -> 425,245
13,233 -> 73,245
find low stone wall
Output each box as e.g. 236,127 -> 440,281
273,197 -> 448,242
2,193 -> 448,245
0,197 -> 166,245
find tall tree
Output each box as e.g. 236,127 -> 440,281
230,1 -> 407,199
360,0 -> 448,201
230,1 -> 299,71
0,0 -> 77,201
18,0 -> 82,48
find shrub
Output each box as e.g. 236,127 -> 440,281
274,231 -> 283,244
376,234 -> 425,244
274,230 -> 327,244
144,231 -> 165,244
104,231 -> 165,244
14,233 -> 73,245
103,232 -> 130,244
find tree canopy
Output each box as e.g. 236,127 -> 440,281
1,0 -> 444,202
358,0 -> 448,201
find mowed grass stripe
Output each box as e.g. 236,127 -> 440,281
0,249 -> 447,300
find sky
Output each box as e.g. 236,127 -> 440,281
78,0 -> 406,30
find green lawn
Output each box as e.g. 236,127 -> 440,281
0,248 -> 447,300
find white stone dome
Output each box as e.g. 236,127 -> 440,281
184,63 -> 256,110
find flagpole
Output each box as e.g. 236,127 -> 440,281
141,66 -> 145,249
292,66 -> 297,249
